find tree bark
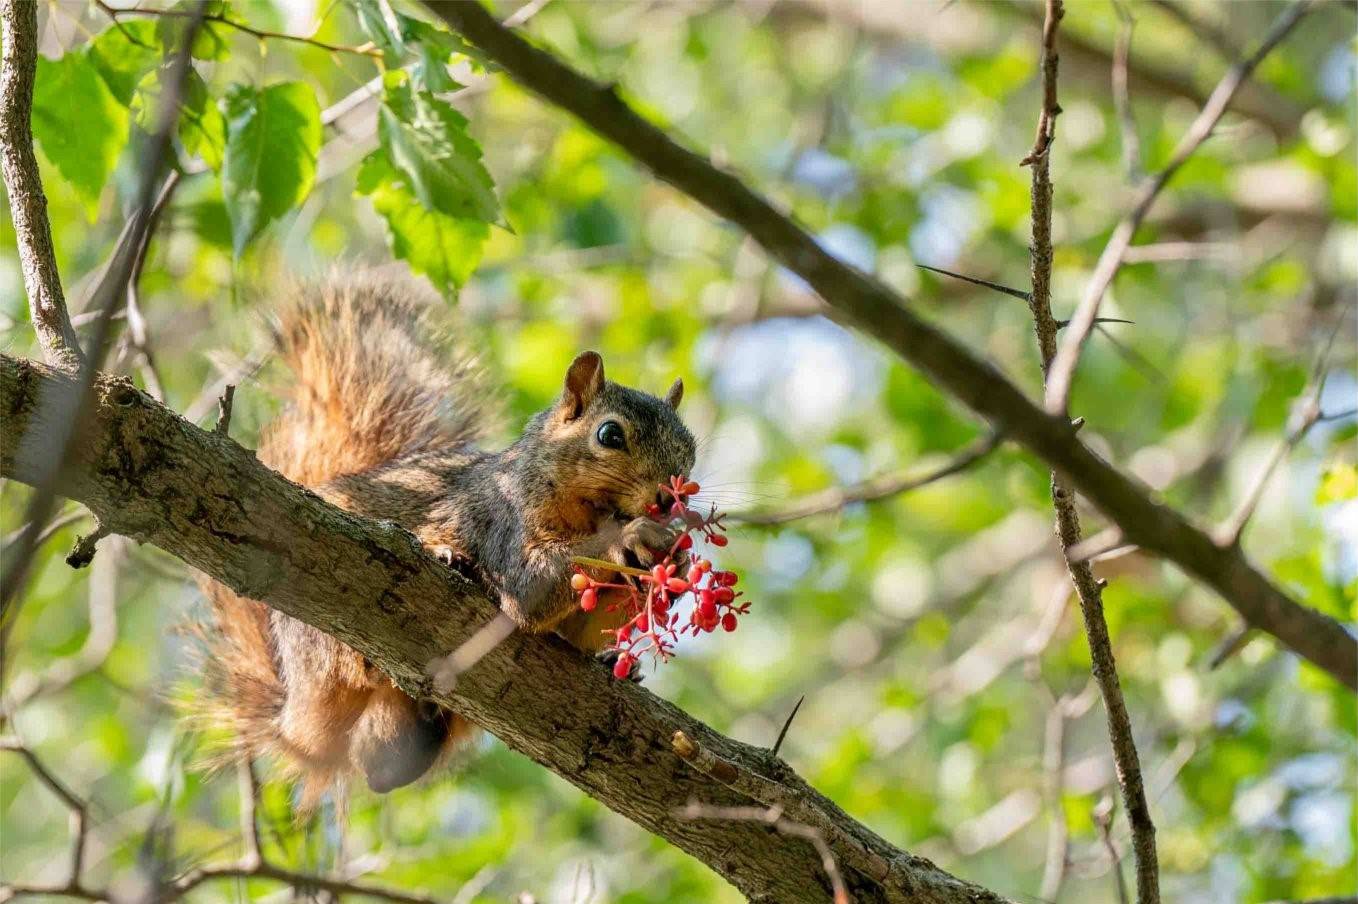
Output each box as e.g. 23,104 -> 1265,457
0,353 -> 1011,904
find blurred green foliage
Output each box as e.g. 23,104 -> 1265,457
1,2 -> 1354,903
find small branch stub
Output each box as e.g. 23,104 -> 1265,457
65,522 -> 109,570
215,384 -> 236,435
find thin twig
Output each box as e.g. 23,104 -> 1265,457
0,0 -> 85,370
0,738 -> 90,892
1111,1 -> 1143,180
677,802 -> 850,904
120,170 -> 183,402
1022,3 -> 1159,901
94,0 -> 382,59
1045,0 -> 1317,415
65,520 -> 109,569
670,730 -> 891,886
734,432 -> 1001,525
1215,309 -> 1348,546
1020,0 -> 1064,166
1094,796 -> 1130,904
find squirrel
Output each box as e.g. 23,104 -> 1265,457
196,272 -> 695,808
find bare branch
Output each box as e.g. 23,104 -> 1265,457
1111,1 -> 1143,180
119,170 -> 183,402
0,738 -> 91,893
678,802 -> 849,904
1021,4 -> 1160,900
1045,0 -> 1316,415
1094,796 -> 1130,904
734,432 -> 1000,526
0,0 -> 85,371
1215,312 -> 1347,546
1019,0 -> 1063,166
415,0 -> 1358,689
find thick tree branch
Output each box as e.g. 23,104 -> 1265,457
1045,0 -> 1316,415
420,1 -> 1356,689
0,355 -> 1011,904
0,0 -> 85,372
1021,4 -> 1159,900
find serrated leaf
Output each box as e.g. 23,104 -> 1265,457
372,180 -> 489,296
357,154 -> 487,296
354,0 -> 405,66
221,81 -> 321,256
87,20 -> 163,104
130,67 -> 226,172
377,80 -> 499,225
32,52 -> 128,218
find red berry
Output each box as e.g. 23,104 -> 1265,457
570,573 -> 591,592
580,588 -> 597,612
716,570 -> 738,586
687,565 -> 703,584
613,654 -> 633,680
681,480 -> 701,496
722,613 -> 738,632
699,559 -> 713,573
651,564 -> 667,584
709,534 -> 728,547
676,533 -> 694,551
667,578 -> 689,593
616,626 -> 632,643
636,614 -> 650,632
645,503 -> 661,516
714,587 -> 735,604
698,595 -> 718,621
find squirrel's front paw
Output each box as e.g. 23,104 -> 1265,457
619,516 -> 677,567
597,648 -> 643,683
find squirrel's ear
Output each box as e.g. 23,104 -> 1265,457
664,377 -> 684,410
561,351 -> 605,420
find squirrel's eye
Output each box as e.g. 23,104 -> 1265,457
596,420 -> 626,451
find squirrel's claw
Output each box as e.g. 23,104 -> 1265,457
620,516 -> 677,568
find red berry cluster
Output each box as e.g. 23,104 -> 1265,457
570,476 -> 749,679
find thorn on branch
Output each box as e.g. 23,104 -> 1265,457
65,522 -> 110,570
916,263 -> 1031,301
214,385 -> 236,436
771,694 -> 805,758
1207,623 -> 1252,670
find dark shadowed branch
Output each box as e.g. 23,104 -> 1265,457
420,0 -> 1356,690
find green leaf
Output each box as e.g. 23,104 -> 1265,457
32,52 -> 128,217
221,81 -> 321,256
377,80 -> 499,224
130,68 -> 226,172
87,20 -> 163,104
357,152 -> 488,295
353,0 -> 406,66
1317,463 -> 1358,505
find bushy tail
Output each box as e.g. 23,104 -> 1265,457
192,271 -> 494,780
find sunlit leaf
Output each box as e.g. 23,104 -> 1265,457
221,81 -> 321,256
32,52 -> 128,218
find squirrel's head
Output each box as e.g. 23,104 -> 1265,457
526,351 -> 696,527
